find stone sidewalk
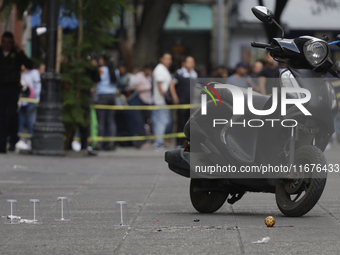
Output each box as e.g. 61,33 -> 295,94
0,145 -> 339,254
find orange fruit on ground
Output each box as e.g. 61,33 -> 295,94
265,216 -> 275,227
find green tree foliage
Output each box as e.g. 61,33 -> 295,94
59,0 -> 124,128
1,0 -> 126,138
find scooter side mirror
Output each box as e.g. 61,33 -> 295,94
252,6 -> 274,24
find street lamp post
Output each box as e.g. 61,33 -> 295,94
31,0 -> 65,156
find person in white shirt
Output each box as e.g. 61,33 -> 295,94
16,64 -> 45,150
152,52 -> 172,148
134,66 -> 153,105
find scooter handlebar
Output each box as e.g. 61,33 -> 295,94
251,42 -> 272,49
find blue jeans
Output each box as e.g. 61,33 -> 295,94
152,107 -> 171,146
96,94 -> 116,147
18,103 -> 36,135
127,96 -> 147,136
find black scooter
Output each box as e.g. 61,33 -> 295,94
165,6 -> 340,217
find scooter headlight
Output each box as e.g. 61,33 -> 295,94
303,40 -> 329,67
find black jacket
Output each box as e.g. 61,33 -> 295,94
0,48 -> 33,88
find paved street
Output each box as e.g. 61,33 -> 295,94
0,144 -> 340,255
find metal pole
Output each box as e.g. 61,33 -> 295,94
217,0 -> 225,65
32,0 -> 65,156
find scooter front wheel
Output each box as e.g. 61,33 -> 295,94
190,179 -> 228,213
275,145 -> 327,217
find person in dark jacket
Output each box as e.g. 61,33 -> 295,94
0,31 -> 33,153
169,56 -> 197,146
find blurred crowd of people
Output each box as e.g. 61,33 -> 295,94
1,29 -> 340,154
0,29 -> 296,154
86,52 -> 199,152
82,51 -> 282,152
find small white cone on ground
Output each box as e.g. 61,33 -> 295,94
114,201 -> 130,226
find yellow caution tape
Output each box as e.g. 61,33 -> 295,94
93,104 -> 200,110
19,98 -> 39,104
331,80 -> 340,87
18,133 -> 33,138
18,132 -> 186,142
18,98 -> 190,142
19,97 -> 200,110
89,132 -> 185,142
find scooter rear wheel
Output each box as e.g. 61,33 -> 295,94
190,179 -> 228,213
276,145 -> 327,217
